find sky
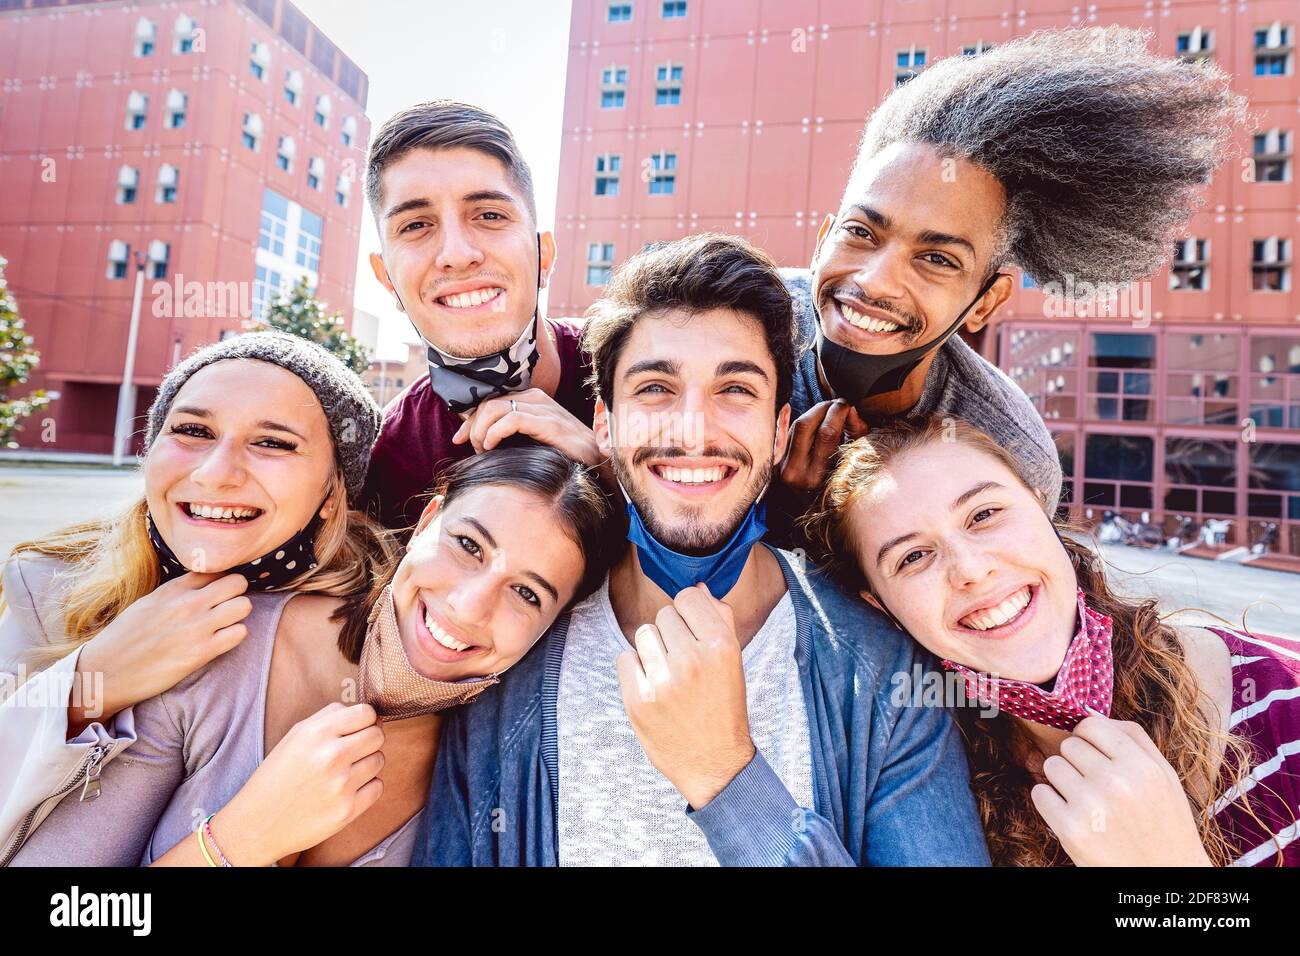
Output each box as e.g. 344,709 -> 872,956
294,0 -> 574,359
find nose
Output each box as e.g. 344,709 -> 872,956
443,569 -> 497,630
188,438 -> 246,491
850,247 -> 908,302
434,217 -> 484,274
945,534 -> 999,591
665,386 -> 715,455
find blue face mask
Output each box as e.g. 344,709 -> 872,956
625,498 -> 768,599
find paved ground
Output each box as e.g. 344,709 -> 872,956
1,463 -> 1296,638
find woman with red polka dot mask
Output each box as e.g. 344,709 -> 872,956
804,415 -> 1299,867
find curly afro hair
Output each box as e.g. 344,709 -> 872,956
850,27 -> 1248,288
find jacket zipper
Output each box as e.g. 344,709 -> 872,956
0,743 -> 110,867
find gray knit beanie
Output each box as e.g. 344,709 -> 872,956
144,331 -> 382,503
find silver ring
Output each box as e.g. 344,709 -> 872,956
510,399 -> 517,413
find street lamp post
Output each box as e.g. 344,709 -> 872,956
112,251 -> 148,467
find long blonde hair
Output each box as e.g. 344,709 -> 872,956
802,415 -> 1278,866
3,469 -> 398,668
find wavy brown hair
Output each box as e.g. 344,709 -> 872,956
802,415 -> 1282,866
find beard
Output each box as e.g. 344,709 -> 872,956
612,443 -> 772,556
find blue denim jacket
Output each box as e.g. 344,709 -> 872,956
413,547 -> 991,866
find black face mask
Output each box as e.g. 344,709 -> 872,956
146,511 -> 322,590
814,235 -> 1004,405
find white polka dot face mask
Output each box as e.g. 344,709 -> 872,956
146,511 -> 320,590
941,587 -> 1115,731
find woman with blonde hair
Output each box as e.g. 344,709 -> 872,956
1,331 -> 393,860
803,414 -> 1298,866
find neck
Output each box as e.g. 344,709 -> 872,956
1012,716 -> 1071,772
607,542 -> 786,650
530,315 -> 562,398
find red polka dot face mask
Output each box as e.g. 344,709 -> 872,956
941,587 -> 1114,730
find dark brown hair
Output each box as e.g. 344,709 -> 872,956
337,441 -> 615,663
364,100 -> 537,222
581,233 -> 799,412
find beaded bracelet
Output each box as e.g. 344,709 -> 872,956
202,814 -> 232,868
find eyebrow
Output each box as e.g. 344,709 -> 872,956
462,517 -> 560,603
874,480 -> 1007,569
716,359 -> 770,383
624,358 -> 679,378
384,190 -> 518,222
171,407 -> 306,441
623,358 -> 770,382
848,205 -> 975,259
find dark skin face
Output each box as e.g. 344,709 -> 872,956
810,140 -> 1015,418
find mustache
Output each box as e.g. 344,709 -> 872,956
422,270 -> 511,300
819,285 -> 922,334
632,445 -> 753,471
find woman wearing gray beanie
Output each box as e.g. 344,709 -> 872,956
1,331 -> 397,859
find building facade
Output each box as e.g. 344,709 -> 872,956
0,0 -> 370,454
553,0 -> 1300,559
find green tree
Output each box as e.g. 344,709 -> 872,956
0,256 -> 50,448
256,277 -> 371,375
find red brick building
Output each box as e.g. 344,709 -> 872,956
0,0 -> 370,454
552,0 -> 1300,559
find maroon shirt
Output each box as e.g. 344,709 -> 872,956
360,318 -> 594,532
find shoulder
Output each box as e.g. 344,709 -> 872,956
1174,623 -> 1235,727
936,338 -> 1058,460
779,268 -> 817,345
773,547 -> 917,676
547,317 -> 587,348
1,552 -> 77,647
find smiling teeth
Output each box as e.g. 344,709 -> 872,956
187,503 -> 259,522
424,607 -> 472,651
842,304 -> 902,333
961,586 -> 1032,631
659,466 -> 726,484
438,287 -> 504,309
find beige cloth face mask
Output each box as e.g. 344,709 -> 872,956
357,584 -> 500,719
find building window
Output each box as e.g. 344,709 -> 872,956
315,93 -> 332,128
296,209 -> 323,271
600,66 -> 628,108
125,91 -> 147,130
276,135 -> 295,172
896,47 -> 926,86
1248,335 -> 1300,428
1170,238 -> 1208,291
1253,129 -> 1292,182
594,153 -> 621,195
336,172 -> 350,207
259,190 -> 289,256
1251,237 -> 1291,291
1004,327 -> 1078,421
1248,444 -> 1300,547
174,14 -> 197,54
307,156 -> 324,191
284,69 -> 302,106
608,2 -> 632,21
655,63 -> 683,105
250,40 -> 270,81
242,112 -> 263,151
1176,26 -> 1213,61
107,240 -> 130,280
1083,433 -> 1155,512
961,41 -> 993,57
148,240 -> 170,281
342,116 -> 357,148
1166,332 -> 1239,426
134,17 -> 156,57
648,151 -> 676,194
586,243 -> 615,286
661,0 -> 686,18
1254,22 -> 1293,76
116,165 -> 138,205
1164,437 -> 1237,517
156,164 -> 178,204
165,89 -> 187,129
1087,332 -> 1156,422
252,265 -> 284,322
